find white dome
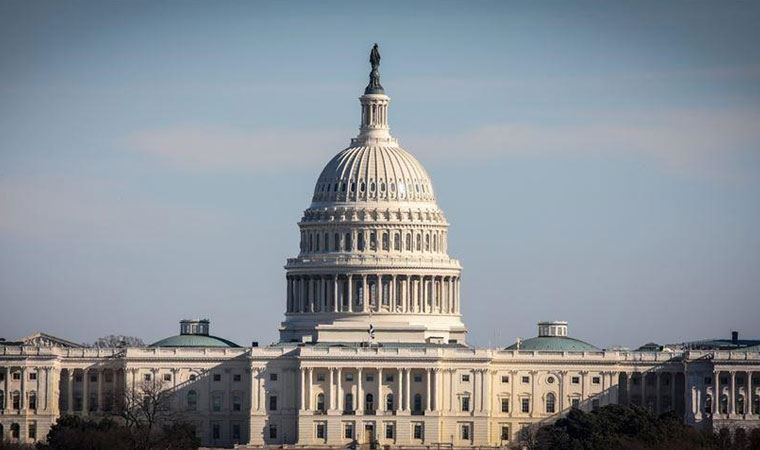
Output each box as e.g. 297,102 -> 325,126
311,145 -> 435,204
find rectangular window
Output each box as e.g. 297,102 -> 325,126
212,392 -> 223,412
213,373 -> 221,382
29,422 -> 37,439
501,375 -> 509,383
385,375 -> 394,382
346,373 -> 354,382
12,372 -> 21,380
571,398 -> 580,409
212,423 -> 220,440
344,423 -> 354,439
105,372 -> 113,382
413,423 -> 423,440
269,425 -> 277,440
270,373 -> 278,381
571,376 -> 580,384
316,423 -> 326,439
521,376 -> 529,384
233,393 -> 242,411
704,377 -> 712,385
592,376 -> 600,384
269,395 -> 278,411
143,373 -> 151,381
233,374 -> 241,382
232,423 -> 241,440
30,372 -> 38,381
317,373 -> 325,382
366,374 -> 374,382
461,424 -> 470,440
89,373 -> 96,382
385,423 -> 394,439
163,374 -> 172,382
461,374 -> 470,382
414,374 -> 422,383
521,398 -> 530,413
500,425 -> 510,441
461,396 -> 470,412
501,398 -> 509,413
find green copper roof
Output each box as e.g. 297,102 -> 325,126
150,334 -> 240,348
506,336 -> 599,352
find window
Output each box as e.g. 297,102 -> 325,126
344,423 -> 354,439
189,374 -> 197,381
394,233 -> 400,251
501,375 -> 510,383
413,374 -> 422,383
501,425 -> 510,441
704,376 -> 712,385
187,390 -> 197,411
233,374 -> 241,382
317,373 -> 325,382
366,374 -> 374,382
369,231 -> 377,251
521,398 -> 530,413
269,373 -> 278,381
74,373 -> 82,382
386,393 -> 394,411
413,423 -> 424,440
105,372 -> 113,383
546,393 -> 556,413
522,376 -> 530,384
571,398 -> 580,409
385,423 -> 394,439
317,393 -> 325,412
29,391 -> 37,410
212,392 -> 223,412
461,424 -> 470,440
0,391 -> 4,409
233,393 -> 242,412
334,233 -> 340,251
12,391 -> 20,410
547,376 -> 555,384
382,232 -> 389,251
212,422 -> 220,440
143,373 -> 151,382
501,398 -> 509,413
592,376 -> 601,384
213,373 -> 221,382
406,234 -> 412,251
592,399 -> 600,410
365,393 -> 375,411
232,423 -> 241,440
461,374 -> 470,382
163,373 -> 172,382
29,421 -> 36,440
571,376 -> 580,384
414,394 -> 423,412
30,372 -> 37,381
461,396 -> 470,412
345,233 -> 352,251
316,423 -> 326,439
385,374 -> 394,382
11,423 -> 20,439
269,424 -> 278,439
346,373 -> 354,382
12,372 -> 20,380
269,395 -> 278,411
345,393 -> 354,412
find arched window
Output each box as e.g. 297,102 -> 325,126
0,423 -> 3,441
11,423 -> 20,439
316,393 -> 325,412
308,233 -> 313,252
704,394 -> 712,414
333,233 -> 340,252
753,394 -> 760,414
386,393 -> 394,411
416,234 -> 422,251
720,394 -> 729,414
737,395 -> 745,415
0,391 -> 4,410
187,390 -> 197,411
29,391 -> 37,410
425,233 -> 430,251
315,233 -> 320,252
12,391 -> 20,410
413,394 -> 422,412
394,233 -> 400,251
345,233 -> 352,251
546,393 -> 556,413
406,233 -> 411,251
345,393 -> 354,412
382,232 -> 389,251
365,393 -> 374,412
358,232 -> 365,251
324,233 -> 329,252
369,231 -> 377,251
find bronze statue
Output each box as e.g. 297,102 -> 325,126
365,43 -> 384,94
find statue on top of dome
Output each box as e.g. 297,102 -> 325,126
365,43 -> 384,94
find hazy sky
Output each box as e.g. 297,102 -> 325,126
1,1 -> 759,349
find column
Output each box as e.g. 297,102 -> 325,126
655,372 -> 661,414
333,276 -> 339,312
286,277 -> 292,312
425,369 -> 431,412
377,275 -> 383,311
329,368 -> 335,411
300,368 -> 306,411
397,368 -> 403,414
4,367 -> 10,410
391,275 -> 397,311
45,367 -> 52,411
405,369 -> 411,412
747,371 -> 753,415
529,370 -> 535,417
641,373 -> 646,410
35,367 -> 40,412
308,368 -> 314,411
378,368 -> 384,413
347,276 -> 353,312
67,370 -> 74,413
337,368 -> 343,411
357,368 -> 363,414
580,371 -> 587,411
82,369 -> 89,415
97,369 -> 103,413
626,372 -> 633,405
485,369 -> 492,413
472,369 -> 478,415
730,371 -> 736,415
558,371 -> 565,411
713,370 -> 719,415
449,369 -> 455,413
362,275 -> 368,312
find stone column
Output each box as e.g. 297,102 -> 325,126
4,367 -> 10,410
397,367 -> 403,414
418,276 -> 424,313
529,370 -> 536,417
337,368 -> 343,411
391,275 -> 397,311
580,371 -> 587,411
67,370 -> 74,413
362,275 -> 368,312
329,368 -> 335,411
357,368 -> 363,414
333,276 -> 339,312
747,371 -> 753,415
404,369 -> 411,412
96,369 -> 103,413
730,371 -> 736,415
377,275 -> 383,311
425,368 -> 432,412
713,370 -> 720,415
449,369 -> 455,413
347,276 -> 353,312
44,367 -> 52,411
308,368 -> 314,411
300,368 -> 306,411
82,369 -> 90,415
472,368 -> 478,415
378,368 -> 383,413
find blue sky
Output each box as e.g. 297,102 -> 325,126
1,1 -> 759,348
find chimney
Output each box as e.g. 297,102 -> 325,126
251,341 -> 259,347
731,331 -> 739,343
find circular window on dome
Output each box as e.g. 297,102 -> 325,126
390,183 -> 395,192
370,182 -> 375,192
380,182 -> 385,192
547,376 -> 555,384
351,182 -> 356,192
341,183 -> 346,192
398,182 -> 406,196
360,182 -> 366,192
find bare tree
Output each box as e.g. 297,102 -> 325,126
120,378 -> 178,449
91,335 -> 145,348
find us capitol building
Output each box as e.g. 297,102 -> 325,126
2,46 -> 759,448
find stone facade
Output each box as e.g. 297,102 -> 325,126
1,48 -> 759,448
